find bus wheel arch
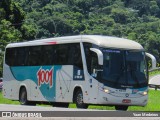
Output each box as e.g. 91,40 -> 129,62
73,86 -> 88,109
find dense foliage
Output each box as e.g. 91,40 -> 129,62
1,0 -> 160,76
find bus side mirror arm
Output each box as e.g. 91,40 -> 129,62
145,52 -> 156,70
90,48 -> 103,65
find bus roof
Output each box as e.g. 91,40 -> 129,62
6,35 -> 144,50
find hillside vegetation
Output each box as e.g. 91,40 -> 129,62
1,0 -> 160,75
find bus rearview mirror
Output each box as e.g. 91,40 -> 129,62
90,48 -> 103,65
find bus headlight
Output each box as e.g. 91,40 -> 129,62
104,89 -> 110,93
143,91 -> 148,95
142,91 -> 148,96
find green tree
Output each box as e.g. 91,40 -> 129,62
150,0 -> 159,16
0,20 -> 22,76
111,8 -> 130,24
21,19 -> 38,40
123,0 -> 150,16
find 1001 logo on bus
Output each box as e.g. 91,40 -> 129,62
37,67 -> 53,88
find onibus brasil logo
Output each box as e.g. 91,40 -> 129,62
37,67 -> 53,88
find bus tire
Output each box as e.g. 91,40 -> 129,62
115,105 -> 128,111
19,87 -> 28,105
74,89 -> 88,109
19,87 -> 36,105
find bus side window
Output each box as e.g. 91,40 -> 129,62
83,43 -> 92,74
6,47 -> 27,66
41,45 -> 55,65
69,43 -> 83,70
5,48 -> 16,66
14,47 -> 27,66
56,44 -> 69,65
90,51 -> 99,72
28,46 -> 42,66
83,42 -> 100,75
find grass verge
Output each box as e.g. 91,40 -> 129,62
149,69 -> 160,77
0,90 -> 19,105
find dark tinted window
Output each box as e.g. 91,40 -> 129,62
6,47 -> 28,66
27,46 -> 42,66
70,44 -> 83,69
15,47 -> 28,66
5,43 -> 83,70
41,45 -> 55,65
5,48 -> 16,66
56,44 -> 69,65
100,49 -> 147,88
83,43 -> 92,74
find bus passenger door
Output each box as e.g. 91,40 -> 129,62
86,75 -> 99,104
85,51 -> 100,104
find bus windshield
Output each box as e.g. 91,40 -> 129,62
100,49 -> 147,89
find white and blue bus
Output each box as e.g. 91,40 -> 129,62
3,35 -> 148,110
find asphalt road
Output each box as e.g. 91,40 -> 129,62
0,104 -> 85,111
149,74 -> 160,90
149,74 -> 160,85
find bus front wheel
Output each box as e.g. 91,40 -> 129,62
74,90 -> 88,109
115,105 -> 128,111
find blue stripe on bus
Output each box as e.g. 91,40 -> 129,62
10,65 -> 62,101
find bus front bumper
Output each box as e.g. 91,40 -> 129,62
97,91 -> 148,106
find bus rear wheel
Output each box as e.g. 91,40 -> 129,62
19,87 -> 35,105
115,105 -> 128,111
74,90 -> 88,109
19,87 -> 28,105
